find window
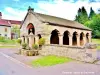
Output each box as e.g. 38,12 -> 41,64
5,34 -> 7,37
5,28 -> 7,32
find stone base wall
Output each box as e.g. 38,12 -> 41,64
39,44 -> 97,63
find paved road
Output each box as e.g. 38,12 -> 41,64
0,48 -> 100,75
0,52 -> 38,75
97,50 -> 100,60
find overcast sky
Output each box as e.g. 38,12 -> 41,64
0,0 -> 100,21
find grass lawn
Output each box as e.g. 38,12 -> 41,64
92,38 -> 100,50
0,45 -> 20,48
0,39 -> 17,45
31,55 -> 73,67
0,39 -> 20,48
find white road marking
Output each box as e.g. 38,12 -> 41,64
0,52 -> 33,69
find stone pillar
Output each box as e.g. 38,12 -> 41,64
77,34 -> 80,47
59,34 -> 63,45
47,34 -> 51,44
21,36 -> 24,44
69,34 -> 72,46
21,37 -> 23,44
83,35 -> 86,45
35,35 -> 39,45
25,36 -> 28,44
89,34 -> 92,43
29,35 -> 34,48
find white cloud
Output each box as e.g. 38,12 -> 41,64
37,1 -> 100,20
2,1 -> 100,21
2,7 -> 27,20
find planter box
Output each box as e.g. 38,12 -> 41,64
19,49 -> 39,56
24,50 -> 29,56
28,50 -> 34,56
21,49 -> 25,55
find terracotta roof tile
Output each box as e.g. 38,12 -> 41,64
0,12 -> 21,26
8,20 -> 21,24
0,19 -> 11,26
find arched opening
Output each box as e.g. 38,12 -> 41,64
50,29 -> 59,44
38,34 -> 42,39
63,31 -> 69,45
86,33 -> 89,43
27,23 -> 35,35
38,34 -> 42,48
72,32 -> 77,46
80,32 -> 84,46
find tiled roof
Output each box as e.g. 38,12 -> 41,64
0,19 -> 21,26
21,9 -> 91,31
0,19 -> 11,26
0,12 -> 21,26
8,20 -> 21,24
35,12 -> 91,31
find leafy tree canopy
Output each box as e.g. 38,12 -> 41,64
75,7 -> 100,38
85,14 -> 100,38
75,6 -> 88,24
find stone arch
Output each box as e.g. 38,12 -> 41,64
50,29 -> 59,44
63,31 -> 69,45
72,31 -> 77,46
38,34 -> 42,39
27,23 -> 35,35
80,32 -> 84,46
86,33 -> 89,43
38,34 -> 42,47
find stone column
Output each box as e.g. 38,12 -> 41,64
25,36 -> 28,44
59,34 -> 63,45
46,34 -> 51,44
77,34 -> 80,47
35,35 -> 39,45
21,36 -> 24,44
29,35 -> 34,48
89,34 -> 92,43
83,35 -> 86,45
69,34 -> 72,46
21,37 -> 23,44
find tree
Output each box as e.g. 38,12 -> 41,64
85,14 -> 100,38
75,7 -> 88,24
89,7 -> 96,19
75,8 -> 81,21
75,7 -> 100,38
11,25 -> 20,38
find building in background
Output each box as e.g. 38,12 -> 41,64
0,12 -> 21,39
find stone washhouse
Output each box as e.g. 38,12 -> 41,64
20,7 -> 96,62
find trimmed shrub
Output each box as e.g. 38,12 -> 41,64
32,44 -> 39,50
17,39 -> 22,44
22,43 -> 27,49
39,38 -> 45,45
